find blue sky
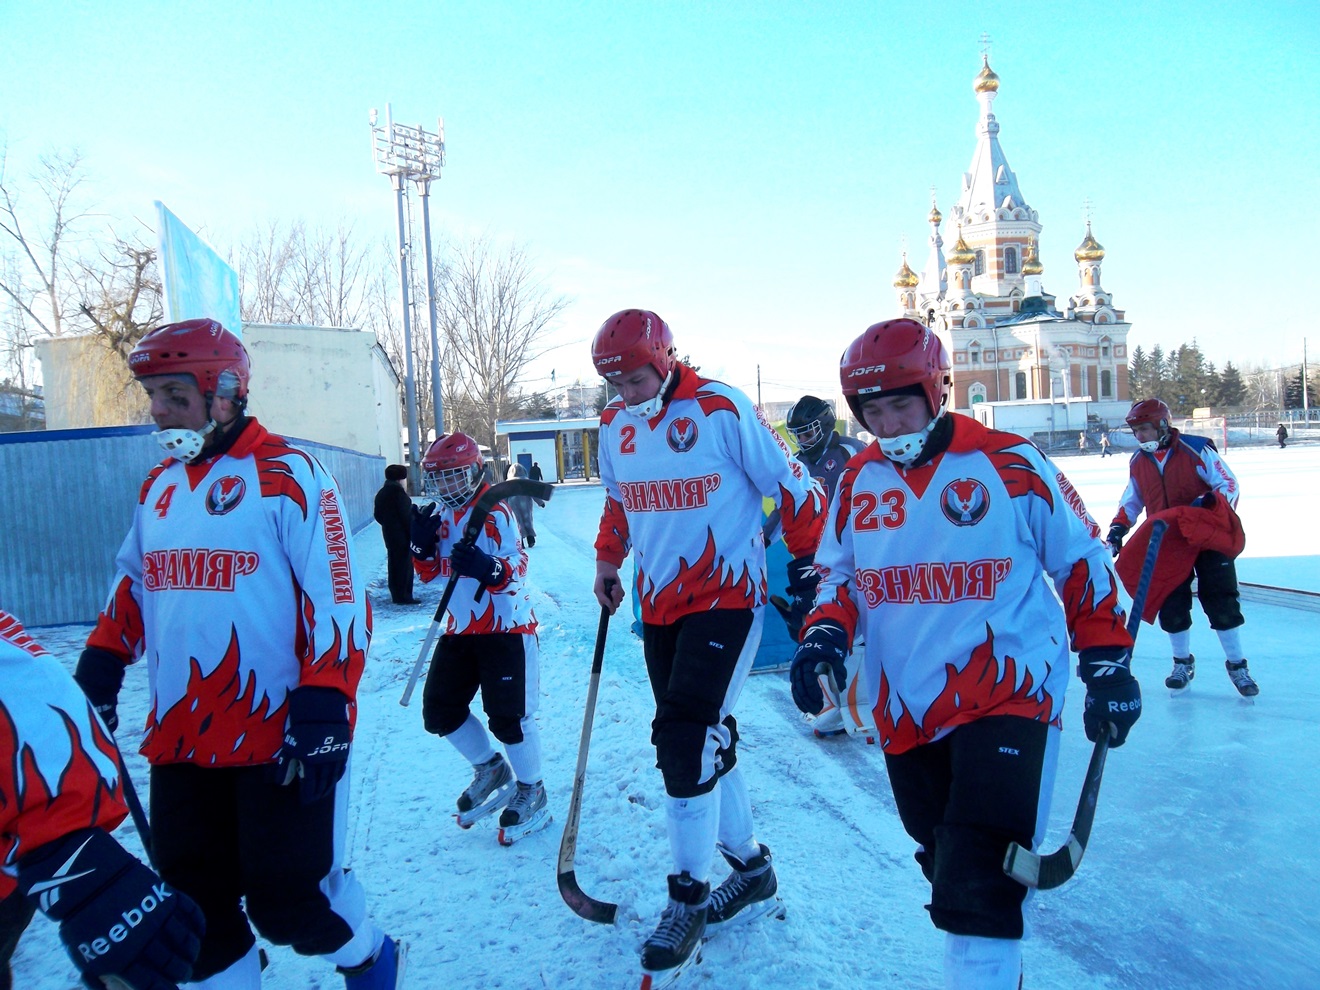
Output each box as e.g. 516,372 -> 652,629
2,1 -> 1316,402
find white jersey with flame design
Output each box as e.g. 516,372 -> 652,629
595,363 -> 826,625
807,415 -> 1130,755
85,420 -> 371,768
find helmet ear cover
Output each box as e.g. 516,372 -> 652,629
129,319 -> 250,403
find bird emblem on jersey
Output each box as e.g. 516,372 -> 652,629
667,417 -> 699,453
206,476 -> 247,515
940,478 -> 990,526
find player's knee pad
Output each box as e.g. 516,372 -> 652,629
486,712 -> 525,745
423,702 -> 470,737
928,824 -> 1028,940
653,716 -> 738,798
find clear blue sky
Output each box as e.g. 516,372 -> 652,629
2,1 -> 1316,402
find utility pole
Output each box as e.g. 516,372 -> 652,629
756,365 -> 762,409
371,104 -> 446,491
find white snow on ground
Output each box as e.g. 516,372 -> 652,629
13,444 -> 1320,989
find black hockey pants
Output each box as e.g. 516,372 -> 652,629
1157,549 -> 1244,633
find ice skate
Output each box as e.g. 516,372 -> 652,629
1165,655 -> 1195,693
454,753 -> 514,829
338,934 -> 407,990
705,842 -> 785,935
1226,659 -> 1259,698
497,780 -> 552,846
639,873 -> 708,989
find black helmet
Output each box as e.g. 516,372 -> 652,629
786,395 -> 835,459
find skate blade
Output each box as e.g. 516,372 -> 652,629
394,940 -> 409,990
455,783 -> 515,829
497,809 -> 553,846
1168,685 -> 1191,697
639,946 -> 702,989
813,726 -> 848,739
705,895 -> 786,938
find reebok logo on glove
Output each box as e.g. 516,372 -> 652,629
1105,697 -> 1142,715
75,882 -> 175,962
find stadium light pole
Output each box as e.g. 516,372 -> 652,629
371,104 -> 446,489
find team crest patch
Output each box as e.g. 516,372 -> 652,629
206,476 -> 247,515
667,417 -> 698,452
940,478 -> 990,526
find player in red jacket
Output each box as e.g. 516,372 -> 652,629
1108,398 -> 1259,696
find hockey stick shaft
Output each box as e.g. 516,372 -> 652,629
400,479 -> 554,706
557,585 -> 618,925
1004,519 -> 1167,889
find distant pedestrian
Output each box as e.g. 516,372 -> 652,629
529,461 -> 544,482
1099,430 -> 1112,457
505,462 -> 546,548
375,464 -> 418,604
1077,431 -> 1087,454
1276,423 -> 1288,448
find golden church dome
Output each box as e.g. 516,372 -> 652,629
974,57 -> 1000,94
928,204 -> 943,225
947,233 -> 975,266
1074,223 -> 1105,262
1022,238 -> 1043,275
893,256 -> 919,288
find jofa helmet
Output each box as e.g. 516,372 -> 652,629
591,309 -> 677,419
786,395 -> 836,460
423,433 -> 485,510
1125,398 -> 1172,452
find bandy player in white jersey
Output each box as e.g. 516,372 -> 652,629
590,309 -> 825,988
791,319 -> 1138,990
72,319 -> 403,989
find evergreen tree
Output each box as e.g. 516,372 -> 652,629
1218,362 -> 1246,407
1284,368 -> 1318,410
1128,346 -> 1150,399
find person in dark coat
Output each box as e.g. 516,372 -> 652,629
374,464 -> 418,604
529,461 -> 544,482
1276,423 -> 1288,448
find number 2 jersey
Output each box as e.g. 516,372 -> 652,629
1,611 -> 128,896
594,363 -> 826,624
84,419 -> 372,768
806,414 -> 1131,754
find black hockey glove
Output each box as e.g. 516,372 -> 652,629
1078,646 -> 1142,747
409,502 -> 440,559
74,647 -> 126,733
1191,492 -> 1216,509
790,622 -> 848,716
450,541 -> 506,587
276,687 -> 351,804
525,533 -> 536,548
785,554 -> 820,644
18,827 -> 204,990
1105,524 -> 1128,559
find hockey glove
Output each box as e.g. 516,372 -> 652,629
276,687 -> 351,804
1191,491 -> 1216,509
1106,524 -> 1128,559
409,502 -> 440,559
790,622 -> 848,716
450,541 -> 506,587
74,647 -> 125,733
1078,646 -> 1142,748
18,827 -> 204,990
525,533 -> 536,548
785,554 -> 820,644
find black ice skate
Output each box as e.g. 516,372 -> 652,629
497,780 -> 552,846
639,872 -> 709,990
455,753 -> 514,829
1165,655 -> 1195,692
1226,659 -> 1259,697
706,842 -> 785,934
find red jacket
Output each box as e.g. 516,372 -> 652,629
1117,498 -> 1246,621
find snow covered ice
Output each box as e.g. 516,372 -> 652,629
13,444 -> 1320,989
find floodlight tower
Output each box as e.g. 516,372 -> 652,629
370,104 -> 446,489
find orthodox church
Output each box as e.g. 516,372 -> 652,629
893,57 -> 1131,420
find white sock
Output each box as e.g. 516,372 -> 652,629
715,766 -> 760,863
666,790 -> 719,882
1216,627 -> 1243,663
944,934 -> 1022,990
504,717 -> 543,783
188,944 -> 262,989
1168,630 -> 1192,658
445,713 -> 497,765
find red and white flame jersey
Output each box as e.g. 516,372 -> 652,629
1,611 -> 129,896
595,364 -> 826,624
412,495 -> 537,635
806,415 -> 1131,755
84,420 -> 372,768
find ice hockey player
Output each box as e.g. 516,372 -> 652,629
791,318 -> 1136,990
72,319 -> 404,988
409,433 -> 550,845
1,608 -> 205,989
1108,398 -> 1259,696
590,309 -> 825,987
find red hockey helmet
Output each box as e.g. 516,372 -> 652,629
422,432 -> 485,509
1125,398 -> 1171,433
128,319 -> 250,400
839,318 -> 951,423
591,309 -> 675,381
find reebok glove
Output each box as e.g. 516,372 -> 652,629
1078,646 -> 1142,747
74,647 -> 125,734
409,502 -> 440,559
790,622 -> 848,716
1106,524 -> 1128,559
450,542 -> 505,587
785,554 -> 820,644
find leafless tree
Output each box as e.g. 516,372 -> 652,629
436,235 -> 569,452
238,217 -> 375,329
